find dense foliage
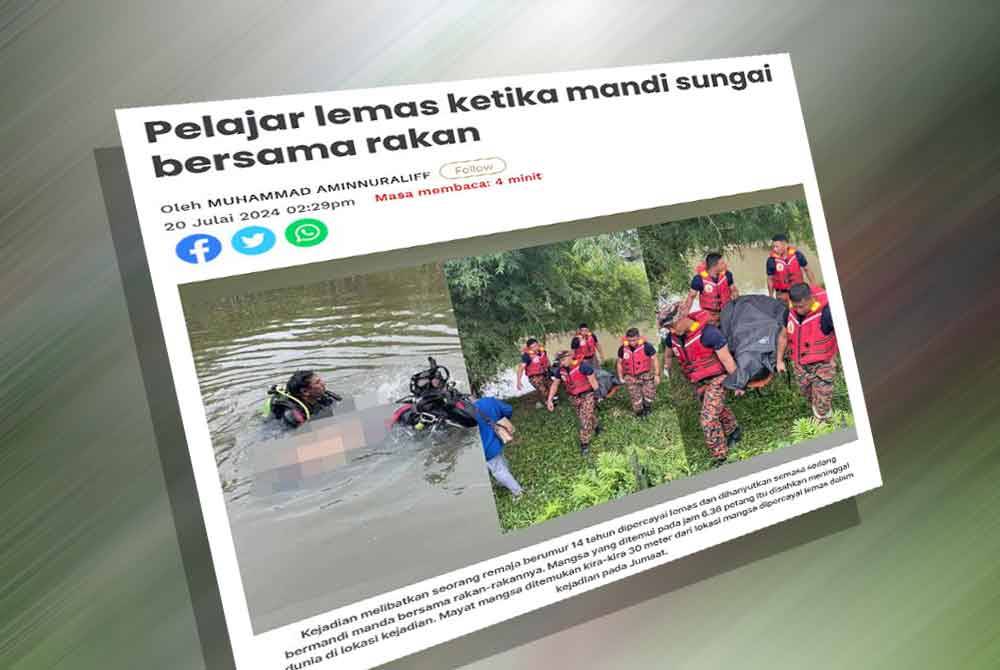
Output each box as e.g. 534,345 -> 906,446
444,232 -> 653,391
445,200 -> 812,390
492,360 -> 853,531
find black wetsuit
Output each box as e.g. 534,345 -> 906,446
269,390 -> 338,428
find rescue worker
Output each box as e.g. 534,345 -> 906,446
265,370 -> 342,428
516,338 -> 553,407
571,323 -> 605,369
660,304 -> 742,465
474,396 -> 523,500
546,350 -> 601,456
681,252 -> 739,325
616,327 -> 660,417
776,283 -> 838,422
767,234 -> 816,303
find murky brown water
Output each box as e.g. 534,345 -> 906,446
183,263 -> 479,507
182,263 -> 499,629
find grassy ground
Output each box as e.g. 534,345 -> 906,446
491,358 -> 853,531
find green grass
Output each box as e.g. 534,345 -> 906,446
491,359 -> 853,532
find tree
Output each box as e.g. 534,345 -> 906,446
445,231 -> 652,391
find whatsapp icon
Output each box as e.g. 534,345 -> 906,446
285,218 -> 329,247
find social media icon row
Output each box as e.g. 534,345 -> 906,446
175,219 -> 328,264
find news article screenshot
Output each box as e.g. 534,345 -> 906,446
111,54 -> 881,670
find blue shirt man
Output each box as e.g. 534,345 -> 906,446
473,397 -> 523,497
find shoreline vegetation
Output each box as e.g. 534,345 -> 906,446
491,356 -> 853,532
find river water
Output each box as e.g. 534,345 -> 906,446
184,263 -> 499,628
184,263 -> 480,507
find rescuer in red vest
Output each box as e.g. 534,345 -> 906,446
767,234 -> 816,303
681,252 -> 740,325
776,283 -> 838,422
616,327 -> 660,417
571,323 -> 605,369
546,350 -> 601,456
660,303 -> 743,464
516,338 -> 553,408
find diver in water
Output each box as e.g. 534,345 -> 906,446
392,357 -> 478,430
265,370 -> 342,428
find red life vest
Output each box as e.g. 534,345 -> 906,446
787,287 -> 837,364
670,319 -> 725,382
575,332 -> 598,359
620,338 -> 653,375
769,247 -> 804,291
560,361 -> 593,396
695,267 -> 733,312
522,347 -> 550,376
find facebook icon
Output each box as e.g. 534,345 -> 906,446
175,234 -> 222,264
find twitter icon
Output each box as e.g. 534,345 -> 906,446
231,226 -> 276,255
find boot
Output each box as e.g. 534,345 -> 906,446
726,425 -> 742,447
580,442 -> 591,456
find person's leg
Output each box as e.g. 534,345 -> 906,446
486,453 -> 523,496
719,399 -> 737,436
624,374 -> 643,414
529,374 -> 550,405
698,377 -> 729,461
809,360 -> 837,421
572,393 -> 596,454
640,371 -> 656,410
793,361 -> 813,403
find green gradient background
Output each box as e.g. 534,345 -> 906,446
2,2 -> 999,669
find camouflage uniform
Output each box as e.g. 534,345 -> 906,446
570,392 -> 598,445
695,375 -> 738,459
623,372 -> 656,413
793,358 -> 836,421
527,373 -> 551,401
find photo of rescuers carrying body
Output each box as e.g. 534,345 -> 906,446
444,199 -> 854,532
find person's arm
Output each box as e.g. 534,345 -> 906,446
716,345 -> 744,396
766,258 -> 776,298
499,400 -> 514,419
652,348 -> 661,385
515,361 -> 526,390
717,345 -> 737,375
588,373 -> 599,392
776,327 -> 788,373
797,251 -> 816,285
728,271 -> 739,298
546,378 -> 560,411
616,354 -> 624,379
680,288 -> 698,316
595,336 -> 605,361
820,305 -> 835,335
661,342 -> 673,376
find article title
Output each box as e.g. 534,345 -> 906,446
143,64 -> 773,177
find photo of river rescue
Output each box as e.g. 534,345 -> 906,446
178,194 -> 859,629
444,198 -> 856,532
181,262 -> 504,631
